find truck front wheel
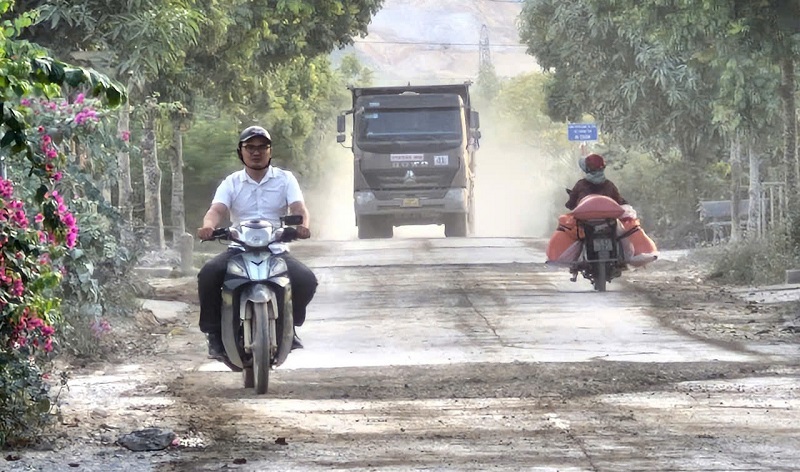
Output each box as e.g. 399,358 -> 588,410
445,213 -> 468,238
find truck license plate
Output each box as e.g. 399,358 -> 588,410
401,198 -> 420,207
593,238 -> 613,252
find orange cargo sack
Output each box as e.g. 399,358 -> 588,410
618,217 -> 658,267
571,195 -> 625,220
546,214 -> 581,264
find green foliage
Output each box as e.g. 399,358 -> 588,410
0,349 -> 51,447
182,115 -> 240,228
261,56 -> 350,175
615,148 -> 729,247
0,0 -> 126,446
519,0 -> 722,160
516,0 -> 800,248
706,223 -> 800,285
338,53 -> 374,87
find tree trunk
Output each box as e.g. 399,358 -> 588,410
141,111 -> 165,250
169,122 -> 186,245
746,139 -> 762,239
117,94 -> 133,222
730,133 -> 743,243
780,56 -> 799,242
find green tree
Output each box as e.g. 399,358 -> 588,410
18,0 -> 386,243
518,0 -> 797,243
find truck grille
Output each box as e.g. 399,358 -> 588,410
364,169 -> 455,190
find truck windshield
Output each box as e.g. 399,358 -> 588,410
359,108 -> 462,142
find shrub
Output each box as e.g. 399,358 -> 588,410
706,224 -> 800,285
0,0 -> 125,445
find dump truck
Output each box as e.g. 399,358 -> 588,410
336,82 -> 481,239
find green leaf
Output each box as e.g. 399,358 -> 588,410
0,131 -> 15,147
34,185 -> 48,204
64,68 -> 87,87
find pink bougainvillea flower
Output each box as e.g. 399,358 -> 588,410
0,178 -> 13,198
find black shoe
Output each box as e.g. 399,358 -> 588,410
206,332 -> 226,359
291,333 -> 304,350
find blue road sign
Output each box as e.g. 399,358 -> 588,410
567,123 -> 598,141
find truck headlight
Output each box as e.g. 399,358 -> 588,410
355,192 -> 376,206
444,188 -> 467,203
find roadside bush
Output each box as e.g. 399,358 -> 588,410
615,150 -> 729,249
0,0 -> 125,446
706,224 -> 800,285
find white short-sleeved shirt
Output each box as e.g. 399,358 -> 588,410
212,166 -> 304,226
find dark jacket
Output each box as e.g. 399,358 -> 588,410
566,179 -> 627,210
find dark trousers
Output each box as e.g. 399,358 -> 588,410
197,248 -> 318,334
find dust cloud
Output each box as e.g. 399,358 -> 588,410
303,144 -> 358,240
473,132 -> 570,239
303,123 -> 577,241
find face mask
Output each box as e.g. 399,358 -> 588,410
585,170 -> 606,184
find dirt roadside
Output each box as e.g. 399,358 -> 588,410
625,252 -> 800,351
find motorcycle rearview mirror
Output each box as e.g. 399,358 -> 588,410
282,214 -> 304,226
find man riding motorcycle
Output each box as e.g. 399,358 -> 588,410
196,125 -> 318,361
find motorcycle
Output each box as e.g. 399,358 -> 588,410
562,191 -> 630,292
207,215 -> 303,394
569,214 -> 626,292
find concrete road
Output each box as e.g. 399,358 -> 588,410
8,237 -> 799,472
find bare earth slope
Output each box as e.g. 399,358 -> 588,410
336,0 -> 539,84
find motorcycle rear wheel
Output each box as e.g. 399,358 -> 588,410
594,254 -> 608,292
251,302 -> 273,394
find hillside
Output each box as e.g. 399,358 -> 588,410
335,0 -> 539,85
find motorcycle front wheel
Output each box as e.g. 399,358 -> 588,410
251,302 -> 273,394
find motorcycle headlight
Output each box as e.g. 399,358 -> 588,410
240,226 -> 272,248
268,257 -> 288,277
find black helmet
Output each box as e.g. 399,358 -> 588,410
238,126 -> 272,144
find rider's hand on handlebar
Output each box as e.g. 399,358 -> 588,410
296,226 -> 311,239
197,226 -> 216,241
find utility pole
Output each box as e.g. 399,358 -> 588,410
479,24 -> 491,71
477,24 -> 499,102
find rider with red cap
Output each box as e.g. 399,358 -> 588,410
565,153 -> 627,210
